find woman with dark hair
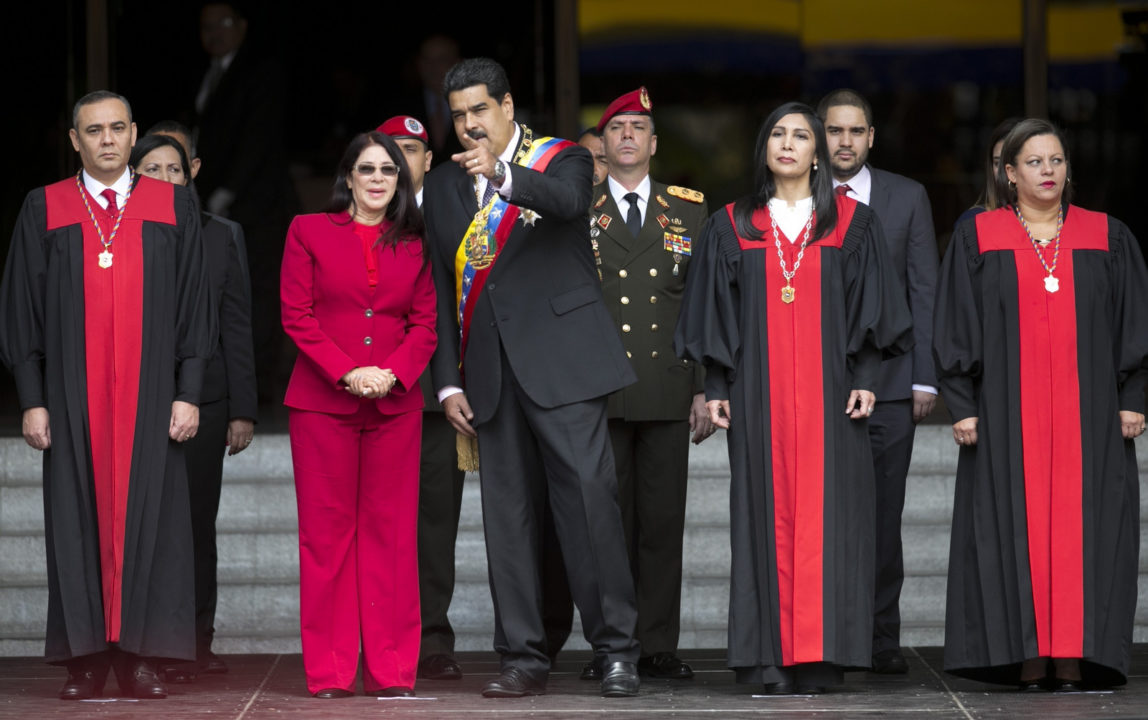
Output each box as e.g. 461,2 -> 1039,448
936,118 -> 1148,691
954,117 -> 1022,228
674,102 -> 911,694
130,131 -> 257,681
280,131 -> 436,698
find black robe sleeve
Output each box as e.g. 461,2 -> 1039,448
0,190 -> 48,410
932,220 -> 983,423
172,185 -> 216,405
673,210 -> 743,402
841,205 -> 914,392
1109,218 -> 1148,413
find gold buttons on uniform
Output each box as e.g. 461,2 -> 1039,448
364,309 -> 373,318
363,337 -> 372,345
649,296 -> 657,304
622,324 -> 631,333
650,323 -> 658,331
626,351 -> 632,358
621,296 -> 630,305
651,351 -> 659,358
619,269 -> 628,278
649,268 -> 657,277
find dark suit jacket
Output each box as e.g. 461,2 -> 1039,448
592,179 -> 707,421
867,167 -> 939,401
423,125 -> 636,425
281,212 -> 437,416
194,46 -> 295,225
200,213 -> 258,420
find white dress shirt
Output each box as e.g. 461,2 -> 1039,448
608,174 -> 651,227
767,196 -> 813,244
82,168 -> 132,211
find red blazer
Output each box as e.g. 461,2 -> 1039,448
281,212 -> 436,415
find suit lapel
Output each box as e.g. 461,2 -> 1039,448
621,182 -> 668,268
866,169 -> 896,252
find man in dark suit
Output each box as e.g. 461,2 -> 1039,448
146,121 -> 257,681
579,87 -> 713,682
817,89 -> 939,675
195,2 -> 297,403
423,58 -> 640,698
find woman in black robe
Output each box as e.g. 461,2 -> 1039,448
674,102 -> 912,694
935,118 -> 1148,690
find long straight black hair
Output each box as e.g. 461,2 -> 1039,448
324,131 -> 425,257
732,101 -> 837,243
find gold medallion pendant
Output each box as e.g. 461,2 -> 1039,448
781,285 -> 795,303
98,251 -> 113,269
1044,275 -> 1059,293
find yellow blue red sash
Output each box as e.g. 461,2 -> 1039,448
454,129 -> 573,359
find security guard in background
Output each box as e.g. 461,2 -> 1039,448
582,87 -> 714,681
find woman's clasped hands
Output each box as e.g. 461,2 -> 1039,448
342,366 -> 397,398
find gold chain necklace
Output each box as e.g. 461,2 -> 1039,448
772,201 -> 813,304
1014,205 -> 1063,293
75,170 -> 133,269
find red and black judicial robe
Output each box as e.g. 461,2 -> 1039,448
674,195 -> 912,683
936,206 -> 1148,687
0,175 -> 215,663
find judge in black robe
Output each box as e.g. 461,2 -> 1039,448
674,103 -> 912,692
0,172 -> 214,670
935,119 -> 1148,689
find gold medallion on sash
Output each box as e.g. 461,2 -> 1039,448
464,205 -> 496,269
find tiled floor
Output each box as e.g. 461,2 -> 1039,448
1,647 -> 1145,719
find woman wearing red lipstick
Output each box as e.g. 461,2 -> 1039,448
675,102 -> 912,694
936,118 -> 1148,691
281,131 -> 436,699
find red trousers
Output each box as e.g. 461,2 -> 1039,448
289,402 -> 421,693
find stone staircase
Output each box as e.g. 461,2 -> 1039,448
2,427 -> 1146,656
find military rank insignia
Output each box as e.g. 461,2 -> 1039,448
656,214 -> 669,229
656,195 -> 670,209
667,186 -> 704,204
594,194 -> 608,209
664,232 -> 691,255
598,214 -> 613,230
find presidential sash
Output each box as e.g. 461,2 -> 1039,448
454,126 -> 574,359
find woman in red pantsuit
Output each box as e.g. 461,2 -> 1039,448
281,131 -> 436,699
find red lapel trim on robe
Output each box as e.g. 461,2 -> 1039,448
43,175 -> 175,642
975,205 -> 1107,657
725,195 -> 855,664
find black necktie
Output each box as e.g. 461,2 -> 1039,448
624,192 -> 641,237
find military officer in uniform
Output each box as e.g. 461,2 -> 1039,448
582,87 -> 714,681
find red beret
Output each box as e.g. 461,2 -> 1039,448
376,115 -> 428,145
596,86 -> 652,133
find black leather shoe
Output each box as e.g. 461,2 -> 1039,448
59,659 -> 109,700
1052,679 -> 1083,693
871,648 -> 909,674
763,678 -> 795,695
161,663 -> 197,684
482,667 -> 545,698
200,650 -> 228,674
580,659 -> 602,681
639,652 -> 694,679
600,661 -> 640,697
1018,679 -> 1046,692
116,657 -> 167,699
374,686 -> 415,697
313,687 -> 354,699
418,653 -> 462,680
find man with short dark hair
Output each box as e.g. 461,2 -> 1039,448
423,57 -> 641,698
0,91 -> 214,700
817,88 -> 939,675
582,86 -> 712,682
578,127 -> 608,185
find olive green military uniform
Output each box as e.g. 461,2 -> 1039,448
591,179 -> 707,657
